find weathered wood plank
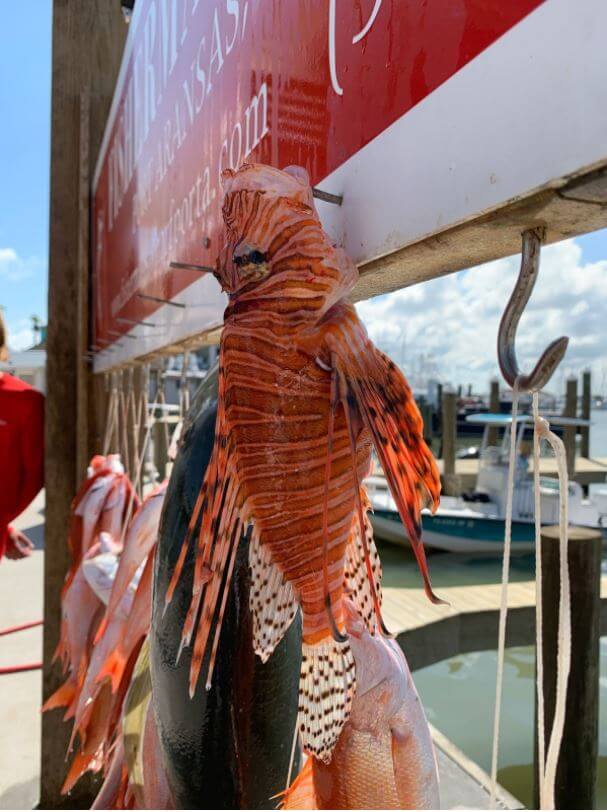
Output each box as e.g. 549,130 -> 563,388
42,2 -> 127,806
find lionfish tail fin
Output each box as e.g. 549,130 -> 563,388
298,637 -> 356,763
326,303 -> 443,605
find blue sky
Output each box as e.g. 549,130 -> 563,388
0,2 -> 51,348
1,1 -> 606,396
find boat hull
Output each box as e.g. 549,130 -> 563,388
370,509 -> 536,553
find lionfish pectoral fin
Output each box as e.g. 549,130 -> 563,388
177,401 -> 245,696
321,360 -> 347,645
326,306 -> 444,605
249,528 -> 298,663
344,499 -> 385,635
338,375 -> 392,635
298,636 -> 356,763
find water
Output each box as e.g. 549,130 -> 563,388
386,409 -> 607,805
414,640 -> 607,807
592,408 -> 607,457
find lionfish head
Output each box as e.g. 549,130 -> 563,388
215,163 -> 356,302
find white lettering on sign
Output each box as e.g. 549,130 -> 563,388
108,0 -> 249,233
110,77 -> 269,318
329,0 -> 384,96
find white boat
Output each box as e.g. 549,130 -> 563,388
366,413 -> 607,554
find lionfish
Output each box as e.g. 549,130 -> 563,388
165,164 -> 441,762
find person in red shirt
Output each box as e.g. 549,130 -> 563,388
0,312 -> 44,560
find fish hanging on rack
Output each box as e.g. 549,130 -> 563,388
281,598 -> 439,809
43,455 -> 136,718
165,163 -> 441,762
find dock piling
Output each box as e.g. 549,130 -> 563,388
581,370 -> 591,458
488,378 -> 500,447
441,391 -> 460,495
533,524 -> 601,810
562,377 -> 578,478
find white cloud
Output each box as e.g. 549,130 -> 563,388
355,239 -> 607,396
7,326 -> 35,351
0,247 -> 41,282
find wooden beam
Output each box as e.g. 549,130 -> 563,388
42,2 -> 127,807
353,165 -> 607,302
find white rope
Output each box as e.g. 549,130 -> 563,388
490,379 -> 520,807
102,386 -> 118,457
533,394 -> 572,809
533,392 -> 546,801
118,387 -> 162,547
285,716 -> 299,793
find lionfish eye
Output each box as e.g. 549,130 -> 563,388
233,249 -> 268,267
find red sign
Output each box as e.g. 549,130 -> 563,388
93,0 -> 544,351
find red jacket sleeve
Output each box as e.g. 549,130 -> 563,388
14,389 -> 45,518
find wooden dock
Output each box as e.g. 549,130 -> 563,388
436,455 -> 607,490
379,543 -> 607,671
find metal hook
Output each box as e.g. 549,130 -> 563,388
497,228 -> 569,393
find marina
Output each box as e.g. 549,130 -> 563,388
3,0 -> 607,808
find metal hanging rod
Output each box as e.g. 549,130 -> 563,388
136,293 -> 186,309
312,187 -> 343,205
170,261 -> 215,273
116,317 -> 159,328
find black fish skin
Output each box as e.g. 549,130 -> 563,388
150,367 -> 301,810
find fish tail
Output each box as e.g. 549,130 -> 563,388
41,677 -> 76,713
93,615 -> 108,646
61,750 -> 97,795
279,758 -> 318,810
298,632 -> 356,763
96,646 -> 127,695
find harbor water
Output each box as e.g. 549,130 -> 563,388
415,640 -> 607,808
411,408 -> 607,807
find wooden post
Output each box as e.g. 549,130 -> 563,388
442,391 -> 459,495
487,378 -> 500,447
562,376 -> 578,478
419,401 -> 433,448
42,2 -> 127,807
534,525 -> 601,809
580,369 -> 591,458
76,91 -> 91,482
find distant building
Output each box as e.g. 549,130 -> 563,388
7,347 -> 47,393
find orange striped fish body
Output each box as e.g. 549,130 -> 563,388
223,317 -> 371,641
168,163 -> 441,763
